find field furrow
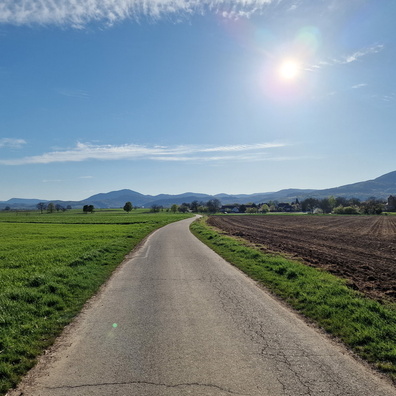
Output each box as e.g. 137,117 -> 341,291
208,215 -> 396,302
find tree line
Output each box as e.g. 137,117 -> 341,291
36,202 -> 95,214
220,197 -> 385,215
154,196 -> 386,215
299,196 -> 385,215
32,196 -> 387,216
36,202 -> 71,213
149,199 -> 222,214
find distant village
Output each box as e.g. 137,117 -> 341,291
220,195 -> 396,215
165,195 -> 396,215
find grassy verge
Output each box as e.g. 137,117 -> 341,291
190,217 -> 396,381
0,210 -> 192,395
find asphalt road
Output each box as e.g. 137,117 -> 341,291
10,217 -> 396,396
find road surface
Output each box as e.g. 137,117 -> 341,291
9,217 -> 396,395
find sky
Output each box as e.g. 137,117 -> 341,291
0,0 -> 395,201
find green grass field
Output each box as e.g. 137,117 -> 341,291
190,217 -> 396,382
0,209 -> 191,395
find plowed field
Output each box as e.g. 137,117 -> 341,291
207,215 -> 396,302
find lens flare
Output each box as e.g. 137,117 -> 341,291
295,26 -> 321,56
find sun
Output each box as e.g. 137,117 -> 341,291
279,59 -> 300,80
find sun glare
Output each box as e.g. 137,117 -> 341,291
279,60 -> 300,80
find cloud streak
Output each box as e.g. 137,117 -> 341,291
351,83 -> 367,89
0,138 -> 26,149
0,141 -> 286,165
58,89 -> 89,99
0,0 -> 278,26
343,45 -> 384,64
305,44 -> 384,72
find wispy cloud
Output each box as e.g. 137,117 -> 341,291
343,45 -> 384,64
58,89 -> 89,99
0,0 -> 280,26
0,138 -> 26,149
198,143 -> 281,153
351,83 -> 367,89
0,141 -> 286,165
306,44 -> 384,71
379,93 -> 396,103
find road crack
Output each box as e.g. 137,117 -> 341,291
46,380 -> 249,395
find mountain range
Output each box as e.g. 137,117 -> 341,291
2,171 -> 396,210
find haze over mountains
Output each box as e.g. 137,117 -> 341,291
2,171 -> 396,210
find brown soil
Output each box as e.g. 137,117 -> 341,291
207,215 -> 396,303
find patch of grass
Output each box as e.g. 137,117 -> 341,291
0,210 -> 192,395
190,217 -> 396,381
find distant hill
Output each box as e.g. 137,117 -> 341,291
1,171 -> 395,209
81,189 -> 150,208
6,198 -> 47,205
300,171 -> 396,200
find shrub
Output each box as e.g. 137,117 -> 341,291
333,206 -> 359,215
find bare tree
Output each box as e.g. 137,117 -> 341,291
37,202 -> 46,214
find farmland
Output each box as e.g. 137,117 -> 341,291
0,209 -> 192,394
207,215 -> 396,303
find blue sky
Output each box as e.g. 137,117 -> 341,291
0,0 -> 395,201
